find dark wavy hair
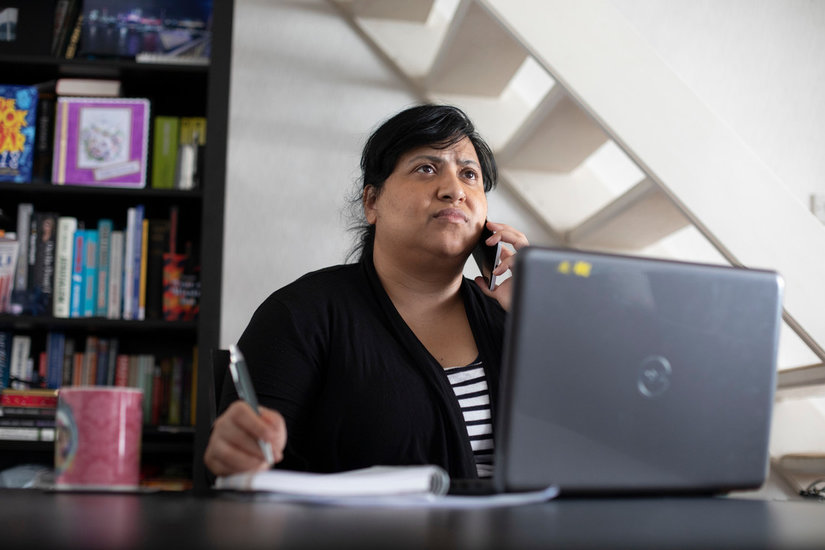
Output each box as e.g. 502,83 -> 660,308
347,104 -> 498,262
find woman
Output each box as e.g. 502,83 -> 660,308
204,104 -> 529,480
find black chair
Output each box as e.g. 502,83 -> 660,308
194,348 -> 230,494
210,348 -> 230,423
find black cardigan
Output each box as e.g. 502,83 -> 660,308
220,256 -> 506,479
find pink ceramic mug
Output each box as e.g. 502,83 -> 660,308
55,387 -> 143,489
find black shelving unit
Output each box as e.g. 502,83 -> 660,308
0,1 -> 234,490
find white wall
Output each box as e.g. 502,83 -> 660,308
220,0 -> 554,347
611,0 -> 825,206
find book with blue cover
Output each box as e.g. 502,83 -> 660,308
82,229 -> 98,317
69,229 -> 86,318
0,84 -> 38,182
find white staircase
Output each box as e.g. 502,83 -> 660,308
330,0 -> 825,387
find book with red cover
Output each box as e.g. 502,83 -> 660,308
51,97 -> 150,187
0,389 -> 58,408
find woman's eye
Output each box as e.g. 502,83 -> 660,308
463,169 -> 479,181
416,164 -> 435,174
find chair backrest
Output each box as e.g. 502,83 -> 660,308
210,349 -> 230,421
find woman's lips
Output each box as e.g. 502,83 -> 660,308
434,208 -> 469,223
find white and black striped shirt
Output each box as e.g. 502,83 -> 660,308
444,360 -> 494,478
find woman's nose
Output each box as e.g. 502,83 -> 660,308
437,173 -> 466,202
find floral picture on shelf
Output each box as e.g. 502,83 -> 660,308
51,97 -> 150,188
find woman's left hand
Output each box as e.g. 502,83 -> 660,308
474,220 -> 529,311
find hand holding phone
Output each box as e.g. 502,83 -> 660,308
472,224 -> 502,291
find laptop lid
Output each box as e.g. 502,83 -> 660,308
493,247 -> 783,495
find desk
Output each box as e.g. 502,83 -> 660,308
0,489 -> 823,549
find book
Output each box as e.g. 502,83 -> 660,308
81,335 -> 98,386
0,331 -> 11,389
145,218 -> 170,320
52,97 -> 150,188
215,465 -> 450,498
69,228 -> 85,318
0,426 -> 53,442
56,78 -> 122,97
176,116 -> 206,190
138,219 -> 149,320
0,238 -> 19,313
52,216 -> 77,318
114,354 -> 129,387
32,81 -> 57,183
9,336 -> 31,390
51,0 -> 74,54
107,230 -> 124,319
95,218 -> 113,316
63,13 -> 83,59
95,337 -> 110,386
105,338 -> 118,386
27,212 -> 58,316
81,228 -> 98,317
123,206 -> 144,320
0,84 -> 38,183
0,388 -> 57,411
45,331 -> 65,389
61,337 -> 75,387
151,116 -> 179,189
10,203 -> 33,313
52,0 -> 81,57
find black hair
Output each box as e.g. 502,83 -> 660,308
346,103 -> 498,262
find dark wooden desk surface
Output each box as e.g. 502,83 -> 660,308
0,489 -> 823,549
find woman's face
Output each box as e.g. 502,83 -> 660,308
364,136 -> 487,262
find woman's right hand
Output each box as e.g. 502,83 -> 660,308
203,400 -> 287,476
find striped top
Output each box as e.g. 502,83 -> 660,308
444,360 -> 494,478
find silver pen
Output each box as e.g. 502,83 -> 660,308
228,344 -> 275,465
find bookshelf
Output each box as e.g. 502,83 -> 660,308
0,1 -> 234,488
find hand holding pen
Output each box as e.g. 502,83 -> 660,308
203,345 -> 287,476
228,344 -> 276,465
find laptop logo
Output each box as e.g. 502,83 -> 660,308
638,356 -> 672,398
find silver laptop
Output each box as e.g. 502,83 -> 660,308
493,247 -> 783,495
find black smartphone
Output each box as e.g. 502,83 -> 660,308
472,224 -> 502,291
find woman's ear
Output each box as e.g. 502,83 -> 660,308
363,186 -> 378,225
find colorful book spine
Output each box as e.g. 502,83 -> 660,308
0,238 -> 19,314
106,338 -> 119,386
45,331 -> 65,389
114,354 -> 129,387
95,219 -> 113,317
0,389 -> 58,408
0,85 -> 38,183
82,336 -> 98,386
95,338 -> 110,386
27,212 -> 58,316
129,205 -> 145,320
151,116 -> 179,189
0,331 -> 11,389
11,203 -> 33,312
107,230 -> 124,319
69,229 -> 85,318
10,335 -> 31,390
138,219 -> 149,320
123,209 -> 135,319
53,216 -> 77,318
61,337 -> 75,388
82,229 -> 98,317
